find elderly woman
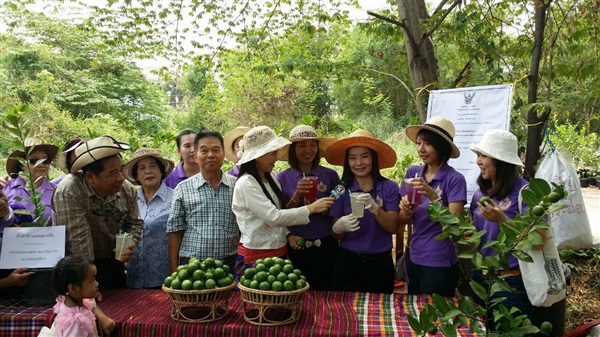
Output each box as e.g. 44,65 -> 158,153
3,138 -> 58,226
164,130 -> 200,188
124,148 -> 175,288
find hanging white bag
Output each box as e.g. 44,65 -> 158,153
534,150 -> 598,249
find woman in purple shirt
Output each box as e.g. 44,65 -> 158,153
400,116 -> 466,297
276,125 -> 339,290
469,129 -> 539,323
325,129 -> 400,293
163,130 -> 200,189
3,139 -> 58,226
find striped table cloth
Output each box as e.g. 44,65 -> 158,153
0,289 -> 483,337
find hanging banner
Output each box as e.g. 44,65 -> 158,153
428,84 -> 513,204
0,226 -> 65,269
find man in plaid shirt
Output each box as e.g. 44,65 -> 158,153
52,136 -> 143,289
167,131 -> 239,273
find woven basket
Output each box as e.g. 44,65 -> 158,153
237,282 -> 309,326
162,282 -> 235,323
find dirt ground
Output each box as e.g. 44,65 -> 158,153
564,250 -> 600,332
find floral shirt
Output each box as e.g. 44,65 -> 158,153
128,183 -> 173,288
53,295 -> 97,337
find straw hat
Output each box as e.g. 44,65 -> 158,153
470,129 -> 524,167
123,148 -> 175,184
57,137 -> 91,173
324,129 -> 397,169
223,126 -> 251,163
70,136 -> 131,173
237,126 -> 291,165
405,116 -> 460,158
6,138 -> 59,176
276,125 -> 337,161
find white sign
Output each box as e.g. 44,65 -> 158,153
0,226 -> 65,269
428,84 -> 513,204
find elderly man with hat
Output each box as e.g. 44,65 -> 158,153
3,138 -> 58,226
167,131 -> 240,274
52,136 -> 143,289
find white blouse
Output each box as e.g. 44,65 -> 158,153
232,173 -> 310,249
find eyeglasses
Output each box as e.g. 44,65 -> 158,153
27,158 -> 52,165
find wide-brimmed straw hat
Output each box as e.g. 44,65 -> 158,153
6,138 -> 59,176
223,126 -> 251,163
276,125 -> 337,161
324,129 -> 397,169
57,137 -> 91,173
237,126 -> 291,165
123,148 -> 175,184
405,116 -> 460,158
70,136 -> 131,173
470,129 -> 524,167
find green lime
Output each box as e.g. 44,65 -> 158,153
256,258 -> 264,265
300,275 -> 306,281
275,258 -> 286,267
193,280 -> 204,290
204,257 -> 216,268
213,267 -> 226,279
205,272 -> 215,280
296,238 -> 305,247
200,262 -> 207,271
243,279 -> 252,288
532,205 -> 546,217
478,196 -> 492,205
269,265 -> 281,276
282,264 -> 294,274
177,269 -> 189,281
222,265 -> 231,274
267,275 -> 276,284
284,259 -> 293,265
243,268 -> 256,279
540,321 -> 552,334
259,281 -> 271,290
263,257 -> 274,267
271,281 -> 283,291
287,273 -> 299,283
548,192 -> 561,203
293,269 -> 302,276
249,280 -> 259,289
171,271 -> 178,278
189,257 -> 200,265
181,279 -> 193,290
177,265 -> 186,271
205,279 -> 216,289
255,271 -> 268,282
276,272 -> 288,283
217,277 -> 230,287
171,278 -> 182,289
163,276 -> 174,287
240,275 -> 246,283
283,280 -> 294,291
255,263 -> 267,272
187,263 -> 198,274
295,279 -> 306,289
192,269 -> 205,281
214,260 -> 224,268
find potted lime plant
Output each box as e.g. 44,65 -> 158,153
1,105 -> 64,305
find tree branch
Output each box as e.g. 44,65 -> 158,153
367,11 -> 419,51
419,0 -> 460,47
432,0 -> 451,17
450,60 -> 472,88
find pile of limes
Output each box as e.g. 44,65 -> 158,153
240,257 -> 307,291
163,257 -> 234,291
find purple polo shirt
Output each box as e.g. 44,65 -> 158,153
330,179 -> 400,254
401,163 -> 466,267
2,177 -> 56,226
164,162 -> 189,189
227,165 -> 241,178
276,166 -> 341,240
471,177 -> 528,269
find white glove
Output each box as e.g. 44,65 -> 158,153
355,193 -> 378,212
332,215 -> 360,234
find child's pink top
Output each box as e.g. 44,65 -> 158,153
53,295 -> 97,337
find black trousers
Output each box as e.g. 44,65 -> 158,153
332,247 -> 394,294
287,235 -> 338,291
95,256 -> 127,289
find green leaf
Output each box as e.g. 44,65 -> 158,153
458,296 -> 474,314
442,309 -> 462,321
458,251 -> 475,259
432,293 -> 452,315
512,249 -> 533,262
528,178 -> 551,198
439,323 -> 458,337
469,280 -> 487,302
520,189 -> 539,207
406,314 -> 423,335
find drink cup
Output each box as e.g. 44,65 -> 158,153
115,233 -> 133,261
305,176 -> 318,202
349,193 -> 365,218
404,178 -> 422,205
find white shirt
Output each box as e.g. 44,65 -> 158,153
232,173 -> 310,249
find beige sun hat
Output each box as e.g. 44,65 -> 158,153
405,116 -> 460,158
276,125 -> 338,161
6,138 -> 59,176
237,126 -> 291,165
123,148 -> 175,184
57,137 -> 92,174
324,129 -> 397,169
69,136 -> 131,173
470,129 -> 524,167
223,126 -> 251,163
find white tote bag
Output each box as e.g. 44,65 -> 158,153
535,150 -> 598,249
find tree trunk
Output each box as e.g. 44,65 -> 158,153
525,0 -> 552,178
396,0 -> 438,123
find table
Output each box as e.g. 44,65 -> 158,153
0,289 -> 483,336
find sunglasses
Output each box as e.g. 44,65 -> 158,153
27,158 -> 52,165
